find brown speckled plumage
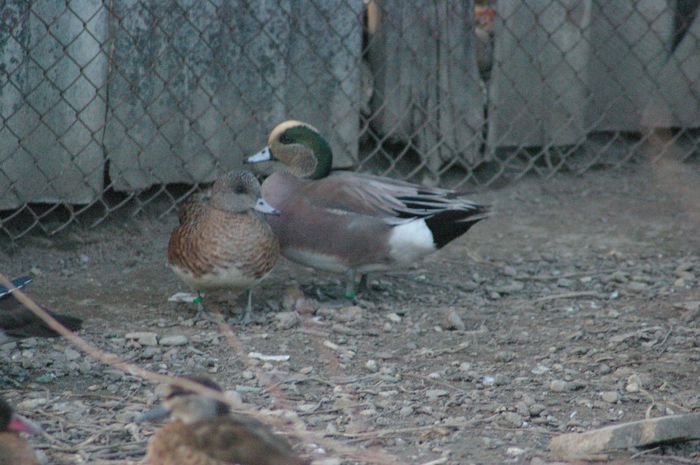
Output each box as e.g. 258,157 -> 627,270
142,377 -> 308,465
146,416 -> 308,465
167,171 -> 280,293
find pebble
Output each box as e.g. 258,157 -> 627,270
501,412 -> 524,427
64,348 -> 81,361
426,389 -> 449,401
386,313 -> 402,323
159,335 -> 189,346
528,403 -> 546,416
601,391 -> 619,403
531,364 -> 550,375
365,359 -> 379,372
125,332 -> 158,346
503,265 -> 517,277
399,406 -> 414,417
17,398 -> 47,410
505,446 -> 525,456
627,281 -> 648,291
441,308 -> 466,331
549,380 -> 567,392
275,311 -> 300,329
497,281 -> 525,294
335,306 -> 364,323
625,373 -> 646,393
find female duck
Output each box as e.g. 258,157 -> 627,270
168,170 -> 280,323
138,376 -> 308,465
245,121 -> 490,298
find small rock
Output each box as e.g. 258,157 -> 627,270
505,446 -> 525,456
529,403 -> 546,417
531,364 -> 550,375
497,281 -> 525,294
281,286 -> 304,311
441,308 -> 465,331
275,311 -> 300,329
550,380 -> 567,392
495,350 -> 515,363
627,281 -> 648,291
609,271 -> 628,283
64,348 -> 81,361
399,406 -> 414,417
625,374 -> 645,393
335,306 -> 364,323
125,332 -> 158,346
386,313 -> 402,323
365,359 -> 379,372
426,389 -> 449,401
601,391 -> 619,403
501,412 -> 524,427
159,335 -> 189,346
502,265 -> 518,277
17,398 -> 47,410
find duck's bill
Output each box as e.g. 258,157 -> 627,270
254,198 -> 280,216
135,405 -> 171,423
245,146 -> 274,164
9,414 -> 41,434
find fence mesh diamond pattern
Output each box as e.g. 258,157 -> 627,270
1,0 -> 698,241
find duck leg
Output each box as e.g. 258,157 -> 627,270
344,270 -> 359,301
357,273 -> 369,294
192,292 -> 216,324
240,289 -> 254,325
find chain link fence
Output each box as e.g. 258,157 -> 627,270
1,0 -> 698,241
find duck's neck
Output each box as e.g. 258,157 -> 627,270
306,135 -> 333,180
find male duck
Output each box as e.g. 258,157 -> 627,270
138,376 -> 308,465
0,397 -> 40,465
168,170 -> 280,323
245,120 -> 490,298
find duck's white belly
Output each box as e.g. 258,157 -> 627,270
171,265 -> 259,291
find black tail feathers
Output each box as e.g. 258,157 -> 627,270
424,204 -> 490,249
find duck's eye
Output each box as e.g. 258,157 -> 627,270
279,133 -> 293,144
235,186 -> 246,194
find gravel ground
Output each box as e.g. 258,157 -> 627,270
1,161 -> 699,465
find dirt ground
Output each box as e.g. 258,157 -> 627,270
1,161 -> 699,465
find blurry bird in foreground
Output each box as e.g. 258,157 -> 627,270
0,275 -> 82,338
0,397 -> 41,465
138,376 -> 308,465
167,170 -> 280,324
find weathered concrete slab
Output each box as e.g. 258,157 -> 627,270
0,0 -> 107,209
550,413 -> 700,459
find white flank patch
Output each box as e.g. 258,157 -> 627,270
388,219 -> 436,264
171,265 -> 258,291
